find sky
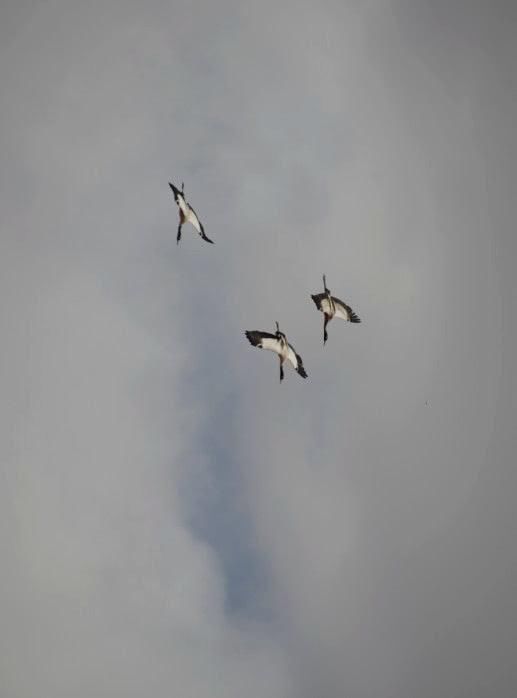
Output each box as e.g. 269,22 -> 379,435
1,1 -> 516,696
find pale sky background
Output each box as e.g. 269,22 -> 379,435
1,1 -> 516,696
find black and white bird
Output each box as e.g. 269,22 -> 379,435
168,182 -> 214,245
311,275 -> 361,344
245,322 -> 308,382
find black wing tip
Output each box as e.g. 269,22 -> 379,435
199,221 -> 212,242
297,365 -> 308,379
169,182 -> 181,201
310,294 -> 321,309
296,354 -> 308,379
245,330 -> 259,346
349,311 -> 361,323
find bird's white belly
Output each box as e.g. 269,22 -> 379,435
322,298 -> 335,317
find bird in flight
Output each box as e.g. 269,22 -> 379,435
169,182 -> 214,245
245,322 -> 308,382
311,274 -> 361,344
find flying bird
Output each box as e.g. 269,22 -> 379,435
245,322 -> 308,382
168,182 -> 214,245
311,274 -> 361,344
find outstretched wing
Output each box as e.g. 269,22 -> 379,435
169,182 -> 188,216
168,182 -> 182,200
332,296 -> 361,323
245,331 -> 282,356
286,344 -> 308,378
311,293 -> 325,310
186,204 -> 202,233
311,293 -> 332,314
186,205 -> 214,244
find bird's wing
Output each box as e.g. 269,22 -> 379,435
311,293 -> 332,314
245,331 -> 282,356
311,293 -> 325,310
169,182 -> 182,200
332,296 -> 361,323
286,344 -> 308,378
169,183 -> 189,216
186,205 -> 203,233
186,205 -> 213,243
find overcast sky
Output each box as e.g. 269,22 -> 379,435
1,1 -> 517,696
